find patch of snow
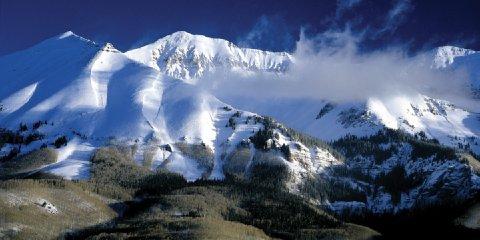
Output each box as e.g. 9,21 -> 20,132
163,152 -> 203,181
41,139 -> 95,180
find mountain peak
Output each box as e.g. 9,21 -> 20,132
167,30 -> 195,39
432,45 -> 477,68
58,30 -> 75,38
101,42 -> 120,53
160,31 -> 223,43
126,31 -> 292,81
153,31 -> 240,52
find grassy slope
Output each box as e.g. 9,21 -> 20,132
0,179 -> 116,239
70,183 -> 380,240
0,148 -> 57,179
0,145 -> 380,240
70,146 -> 379,239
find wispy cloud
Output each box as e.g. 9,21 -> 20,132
237,15 -> 295,52
332,0 -> 414,40
377,0 -> 414,36
199,9 -> 476,111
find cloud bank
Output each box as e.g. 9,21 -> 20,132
198,1 -> 477,111
200,28 -> 475,111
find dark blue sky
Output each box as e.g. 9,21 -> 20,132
0,0 -> 479,56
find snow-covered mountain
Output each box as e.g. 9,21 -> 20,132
1,31 -> 480,216
0,31 -> 313,183
125,33 -> 480,155
431,46 -> 480,95
430,45 -> 477,68
230,93 -> 480,155
125,31 -> 292,82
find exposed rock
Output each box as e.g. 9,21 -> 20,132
36,199 -> 58,214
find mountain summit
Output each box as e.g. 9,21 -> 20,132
125,31 -> 292,82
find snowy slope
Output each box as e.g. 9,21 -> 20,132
1,31 -> 480,216
226,94 -> 480,154
0,31 -> 325,184
124,33 -> 480,155
328,130 -> 480,215
0,32 -> 166,178
1,31 -> 480,212
125,31 -> 292,83
429,46 -> 480,93
430,46 -> 477,68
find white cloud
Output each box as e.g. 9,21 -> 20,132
237,15 -> 294,51
200,28 -> 475,111
197,1 -> 478,112
376,0 -> 414,36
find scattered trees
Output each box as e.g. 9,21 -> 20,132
226,117 -> 236,129
280,144 -> 291,160
0,147 -> 20,162
333,129 -> 458,164
249,128 -> 274,150
32,120 -> 47,130
374,165 -> 423,204
316,103 -> 335,119
25,132 -> 44,145
53,136 -> 68,148
19,123 -> 28,132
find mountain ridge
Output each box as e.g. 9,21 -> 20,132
125,31 -> 292,82
1,31 -> 480,219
